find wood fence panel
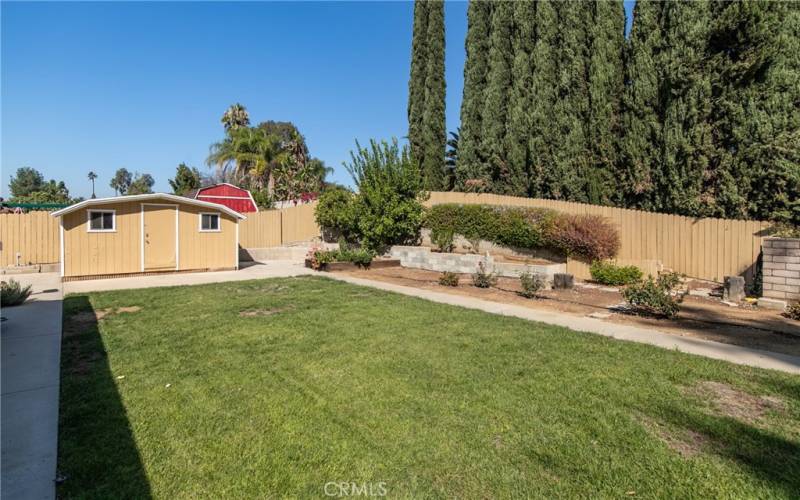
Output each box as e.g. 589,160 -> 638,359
0,212 -> 60,267
425,192 -> 770,283
280,202 -> 320,244
238,210 -> 282,248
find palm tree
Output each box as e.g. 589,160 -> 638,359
221,103 -> 250,132
87,171 -> 98,198
206,127 -> 285,193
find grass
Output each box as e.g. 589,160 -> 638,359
59,276 -> 800,498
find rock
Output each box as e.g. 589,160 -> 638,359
553,273 -> 574,290
589,312 -> 612,319
757,297 -> 787,311
723,276 -> 746,302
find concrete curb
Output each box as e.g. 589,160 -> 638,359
325,274 -> 800,375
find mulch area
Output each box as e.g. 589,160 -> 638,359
333,267 -> 800,357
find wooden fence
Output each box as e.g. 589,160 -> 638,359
0,211 -> 61,267
238,202 -> 320,247
425,192 -> 771,282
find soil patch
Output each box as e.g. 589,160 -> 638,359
239,306 -> 293,317
64,306 -> 142,337
688,381 -> 786,423
640,416 -> 708,458
334,267 -> 800,356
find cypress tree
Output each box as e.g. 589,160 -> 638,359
408,0 -> 429,172
420,1 -> 446,190
528,0 -> 559,199
620,0 -> 664,210
586,0 -> 625,205
503,1 -> 536,196
456,1 -> 492,190
658,0 -> 716,216
550,0 -> 592,201
480,1 -> 514,191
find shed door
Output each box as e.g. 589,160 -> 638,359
143,205 -> 177,271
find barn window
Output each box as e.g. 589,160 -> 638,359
87,210 -> 115,232
199,212 -> 220,232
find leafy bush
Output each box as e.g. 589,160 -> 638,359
424,204 -> 618,262
1,279 -> 32,307
770,224 -> 800,239
589,261 -> 643,286
315,186 -> 359,242
622,273 -> 683,318
344,139 -> 425,252
306,240 -> 375,270
784,302 -> 800,321
472,261 -> 497,288
438,271 -> 460,287
431,228 -> 455,253
518,271 -> 545,298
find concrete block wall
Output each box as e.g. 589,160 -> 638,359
762,237 -> 800,302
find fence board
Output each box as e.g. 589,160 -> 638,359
0,212 -> 61,267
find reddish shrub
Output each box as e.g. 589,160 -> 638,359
548,214 -> 620,262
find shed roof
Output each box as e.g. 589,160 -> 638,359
51,193 -> 247,220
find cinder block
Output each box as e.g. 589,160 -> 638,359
763,269 -> 772,276
763,283 -> 773,290
787,292 -> 800,301
763,276 -> 786,285
787,263 -> 800,271
764,261 -> 786,270
786,278 -> 800,286
772,269 -> 799,278
762,247 -> 786,256
758,297 -> 787,310
786,249 -> 800,257
773,240 -> 800,249
762,254 -> 773,262
762,239 -> 774,248
774,255 -> 800,263
773,284 -> 799,293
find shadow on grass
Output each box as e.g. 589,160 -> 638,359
655,404 -> 800,497
58,295 -> 151,498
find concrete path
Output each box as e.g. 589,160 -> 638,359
64,261 -> 313,294
326,274 -> 800,375
2,273 -> 63,500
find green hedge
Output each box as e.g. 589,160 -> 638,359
424,204 -> 620,262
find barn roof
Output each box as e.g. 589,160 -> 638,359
50,193 -> 247,220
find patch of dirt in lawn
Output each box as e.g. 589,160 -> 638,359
239,306 -> 293,317
333,267 -> 800,356
64,307 -> 141,337
687,381 -> 786,424
640,416 -> 708,458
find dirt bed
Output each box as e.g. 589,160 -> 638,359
334,267 -> 800,357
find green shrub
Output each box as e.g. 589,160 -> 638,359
589,261 -> 643,286
472,261 -> 497,288
770,223 -> 800,239
315,186 -> 359,242
519,271 -> 545,298
431,228 -> 455,253
310,244 -> 376,270
438,271 -> 459,287
785,302 -> 800,321
1,279 -> 32,307
424,204 -> 618,262
622,273 -> 683,318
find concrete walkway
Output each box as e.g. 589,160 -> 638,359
326,274 -> 800,375
2,273 -> 63,500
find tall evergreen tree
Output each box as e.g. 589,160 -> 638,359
586,0 -> 625,205
620,0 -> 663,209
658,0 -> 716,216
420,1 -> 446,190
456,1 -> 492,190
480,1 -> 514,191
504,1 -> 536,196
550,0 -> 592,201
408,0 -> 429,177
528,0 -> 559,199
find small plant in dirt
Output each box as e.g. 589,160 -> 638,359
438,271 -> 460,287
784,302 -> 800,321
472,261 -> 497,288
622,272 -> 684,318
518,271 -> 545,299
431,228 -> 455,253
590,260 -> 643,286
1,279 -> 32,307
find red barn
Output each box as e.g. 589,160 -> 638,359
190,183 -> 258,213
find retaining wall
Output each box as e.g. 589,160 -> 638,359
762,237 -> 800,303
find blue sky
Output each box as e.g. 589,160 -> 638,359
2,1 -> 634,199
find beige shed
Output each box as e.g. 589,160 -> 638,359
51,193 -> 246,280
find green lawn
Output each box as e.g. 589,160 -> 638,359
59,276 -> 800,498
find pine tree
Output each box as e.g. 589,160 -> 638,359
586,0 -> 625,205
620,0 -> 664,210
658,0 -> 716,216
504,1 -> 536,196
408,0 -> 429,176
479,1 -> 514,191
420,0 -> 446,190
456,1 -> 492,191
528,0 -> 559,199
550,0 -> 592,201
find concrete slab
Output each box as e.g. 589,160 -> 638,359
326,274 -> 800,375
1,273 -> 62,500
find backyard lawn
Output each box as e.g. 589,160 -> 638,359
59,276 -> 799,498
